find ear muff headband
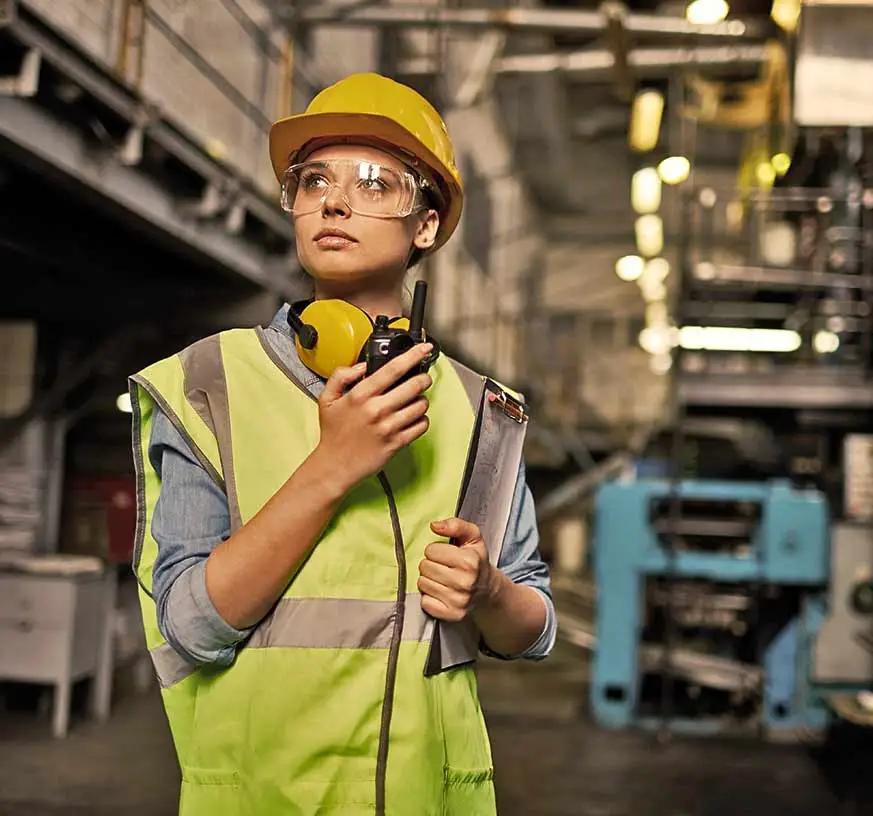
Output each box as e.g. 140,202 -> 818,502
291,300 -> 409,379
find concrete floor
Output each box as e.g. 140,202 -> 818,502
1,644 -> 871,815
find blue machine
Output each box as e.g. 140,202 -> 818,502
591,479 -> 833,736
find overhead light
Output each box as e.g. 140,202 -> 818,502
725,200 -> 744,233
643,257 -> 670,283
657,156 -> 690,185
679,326 -> 801,352
813,330 -> 840,354
686,0 -> 729,25
771,0 -> 801,32
649,353 -> 674,376
771,152 -> 791,176
116,393 -> 133,413
760,221 -> 796,267
640,281 -> 667,303
755,161 -> 776,187
631,167 -> 661,214
629,90 -> 664,153
698,187 -> 717,209
640,280 -> 667,302
635,214 -> 664,257
615,254 -> 645,282
639,326 -> 678,356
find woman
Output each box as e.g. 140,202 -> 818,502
130,72 -> 555,815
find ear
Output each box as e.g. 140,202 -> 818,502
412,209 -> 440,251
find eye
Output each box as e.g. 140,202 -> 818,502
298,171 -> 329,192
358,177 -> 389,193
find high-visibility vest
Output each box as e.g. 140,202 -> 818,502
129,325 -> 528,815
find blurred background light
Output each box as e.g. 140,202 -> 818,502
814,330 -> 840,354
628,90 -> 664,153
649,353 -> 674,375
631,167 -> 662,214
771,152 -> 792,176
679,326 -> 802,352
644,257 -> 670,283
657,155 -> 691,185
771,0 -> 801,31
615,254 -> 645,282
756,161 -> 776,187
686,0 -> 730,25
639,326 -> 677,356
635,214 -> 664,257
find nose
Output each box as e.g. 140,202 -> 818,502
321,184 -> 351,218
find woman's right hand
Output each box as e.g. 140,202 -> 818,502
313,342 -> 434,493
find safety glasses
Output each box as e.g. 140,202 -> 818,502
281,158 -> 427,219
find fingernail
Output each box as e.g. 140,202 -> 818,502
422,343 -> 434,353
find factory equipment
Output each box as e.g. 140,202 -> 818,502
590,0 -> 873,740
591,479 -> 873,736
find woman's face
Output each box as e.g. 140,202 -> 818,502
290,143 -> 438,291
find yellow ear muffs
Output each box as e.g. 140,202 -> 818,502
292,300 -> 373,379
289,300 -> 413,380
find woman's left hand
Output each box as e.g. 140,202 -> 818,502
417,518 -> 500,622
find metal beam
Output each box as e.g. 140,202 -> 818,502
680,370 -> 873,409
0,47 -> 40,96
703,263 -> 873,291
0,0 -> 17,27
453,30 -> 505,108
497,44 -> 768,78
7,12 -> 292,242
537,424 -> 656,521
0,97 -> 295,295
402,44 -> 768,79
293,5 -> 769,41
602,2 -> 633,101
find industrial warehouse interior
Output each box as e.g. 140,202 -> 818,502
1,0 -> 873,814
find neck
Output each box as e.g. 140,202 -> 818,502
313,278 -> 405,319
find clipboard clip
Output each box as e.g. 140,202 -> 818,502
485,382 -> 528,424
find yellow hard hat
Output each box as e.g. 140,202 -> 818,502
269,72 -> 463,251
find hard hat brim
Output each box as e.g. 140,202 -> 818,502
270,111 -> 462,251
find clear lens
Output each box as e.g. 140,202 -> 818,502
281,159 -> 420,218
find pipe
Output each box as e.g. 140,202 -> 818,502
292,5 -> 769,41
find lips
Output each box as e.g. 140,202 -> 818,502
314,228 -> 357,243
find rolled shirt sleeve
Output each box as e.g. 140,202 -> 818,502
489,459 -> 557,661
149,409 -> 252,666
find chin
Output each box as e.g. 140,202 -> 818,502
303,254 -> 404,286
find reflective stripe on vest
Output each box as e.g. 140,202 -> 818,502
149,593 -> 435,688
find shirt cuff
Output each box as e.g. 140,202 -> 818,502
480,588 -> 557,662
163,561 -> 253,667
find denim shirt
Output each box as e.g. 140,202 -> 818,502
148,304 -> 556,666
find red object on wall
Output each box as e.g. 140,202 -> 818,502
63,476 -> 137,564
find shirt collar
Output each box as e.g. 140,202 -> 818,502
266,302 -> 324,391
